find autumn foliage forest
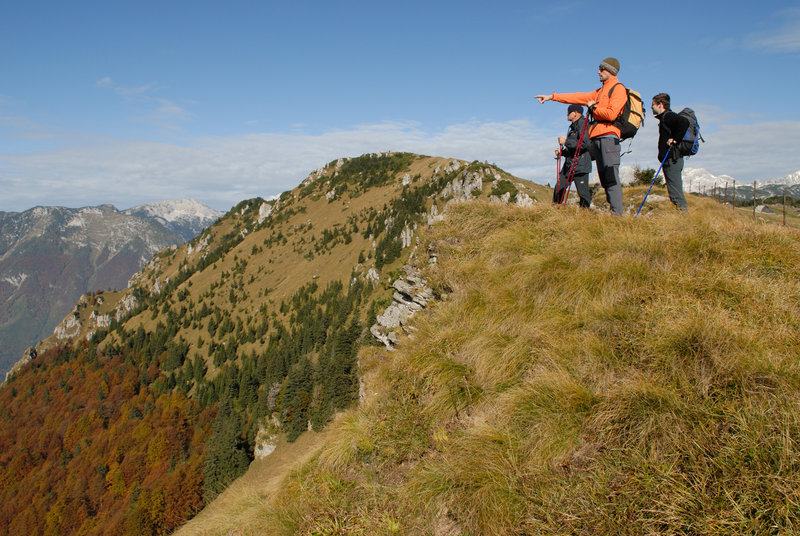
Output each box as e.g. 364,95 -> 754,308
0,343 -> 212,535
0,272 -> 366,535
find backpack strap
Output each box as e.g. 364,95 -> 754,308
592,83 -> 624,125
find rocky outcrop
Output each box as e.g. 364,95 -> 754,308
54,312 -> 82,340
258,201 -> 275,224
515,191 -> 535,207
441,170 -> 483,201
253,414 -> 282,459
115,294 -> 138,322
489,190 -> 536,207
365,267 -> 380,286
187,235 -> 209,256
91,310 -> 111,330
427,204 -> 444,226
400,224 -> 416,249
370,264 -> 435,348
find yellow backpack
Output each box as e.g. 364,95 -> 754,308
608,83 -> 644,140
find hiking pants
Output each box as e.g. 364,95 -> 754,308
572,172 -> 592,208
591,137 -> 623,215
553,171 -> 591,207
663,155 -> 688,211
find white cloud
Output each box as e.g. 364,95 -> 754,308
744,9 -> 800,53
1,118 -> 798,213
681,120 -> 800,180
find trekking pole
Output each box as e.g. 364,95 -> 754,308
561,170 -> 574,205
559,112 -> 591,205
555,152 -> 562,203
559,115 -> 590,205
635,147 -> 670,218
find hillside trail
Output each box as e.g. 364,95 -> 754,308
173,426 -> 335,536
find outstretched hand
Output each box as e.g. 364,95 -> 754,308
534,94 -> 552,103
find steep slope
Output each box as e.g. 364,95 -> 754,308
184,194 -> 800,535
0,153 -> 548,536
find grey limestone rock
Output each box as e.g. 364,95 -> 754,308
370,264 -> 435,348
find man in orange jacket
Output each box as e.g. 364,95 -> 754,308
535,57 -> 627,215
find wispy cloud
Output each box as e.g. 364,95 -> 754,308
96,77 -> 159,97
1,118 -> 798,213
96,77 -> 191,131
744,8 -> 800,53
135,98 -> 193,131
0,114 -> 64,142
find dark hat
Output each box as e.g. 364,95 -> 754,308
599,57 -> 620,75
567,104 -> 583,115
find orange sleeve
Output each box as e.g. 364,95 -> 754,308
552,89 -> 600,106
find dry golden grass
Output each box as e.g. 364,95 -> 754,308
176,189 -> 800,535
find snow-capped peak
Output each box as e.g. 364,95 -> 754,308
761,170 -> 800,187
123,199 -> 223,223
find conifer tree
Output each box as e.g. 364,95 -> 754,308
202,400 -> 251,502
282,358 -> 314,442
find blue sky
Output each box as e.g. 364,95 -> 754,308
1,0 -> 798,212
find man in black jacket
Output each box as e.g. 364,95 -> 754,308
651,93 -> 689,211
553,104 -> 593,207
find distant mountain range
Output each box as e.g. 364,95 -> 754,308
0,199 -> 222,377
617,167 -> 800,201
681,168 -> 800,200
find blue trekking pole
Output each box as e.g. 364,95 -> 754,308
635,147 -> 670,217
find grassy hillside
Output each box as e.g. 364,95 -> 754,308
0,153 -> 549,536
184,193 -> 800,535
